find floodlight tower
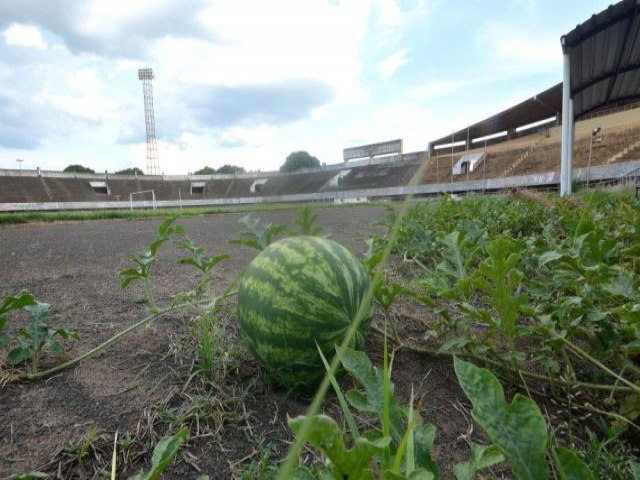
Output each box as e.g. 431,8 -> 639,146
138,68 -> 160,175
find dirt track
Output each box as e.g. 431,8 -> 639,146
0,206 -> 475,479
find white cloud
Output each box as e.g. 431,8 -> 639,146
372,0 -> 427,49
3,23 -> 47,49
477,23 -> 561,74
192,0 -> 370,103
43,68 -> 120,122
406,79 -> 470,101
378,49 -> 408,78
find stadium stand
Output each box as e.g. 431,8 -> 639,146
45,177 -> 108,202
0,176 -> 50,203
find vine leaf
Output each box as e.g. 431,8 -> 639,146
0,290 -> 37,319
119,217 -> 184,289
453,357 -> 548,480
177,237 -> 229,274
288,414 -> 390,480
295,205 -> 322,236
130,428 -> 189,480
338,347 -> 404,442
0,290 -> 37,348
453,444 -> 505,480
552,447 -> 594,480
229,214 -> 286,251
474,236 -> 526,341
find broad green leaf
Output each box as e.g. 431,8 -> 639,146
453,444 -> 505,480
622,340 -> 640,355
630,460 -> 640,480
53,328 -> 80,341
621,243 -> 640,257
288,414 -> 390,480
604,273 -> 639,301
615,304 -> 640,323
0,332 -> 12,349
618,393 -> 640,426
7,345 -> 31,365
375,282 -> 410,310
338,347 -> 404,443
453,357 -> 548,480
19,302 -> 51,352
412,422 -> 439,477
436,337 -> 469,354
0,290 -> 36,318
291,467 -> 315,480
552,447 -> 593,480
474,236 -> 526,341
230,215 -> 286,251
24,302 -> 50,325
119,268 -> 143,288
130,428 -> 189,480
49,340 -> 63,357
538,250 -> 564,267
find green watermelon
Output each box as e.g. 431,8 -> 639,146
237,236 -> 373,390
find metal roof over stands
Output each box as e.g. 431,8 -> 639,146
560,0 -> 640,195
561,0 -> 640,119
430,0 -> 640,157
429,83 -> 562,153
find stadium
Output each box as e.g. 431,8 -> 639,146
1,2 -> 640,210
1,1 -> 640,479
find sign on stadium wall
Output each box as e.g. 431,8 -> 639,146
343,139 -> 403,161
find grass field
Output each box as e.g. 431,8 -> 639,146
0,200 -> 387,225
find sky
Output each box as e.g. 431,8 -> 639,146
0,0 -> 613,174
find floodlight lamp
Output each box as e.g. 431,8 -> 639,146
138,68 -> 154,80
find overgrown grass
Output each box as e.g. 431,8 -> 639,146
0,201 -> 388,225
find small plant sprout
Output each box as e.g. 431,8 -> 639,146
229,214 -> 287,251
130,428 -> 189,480
0,290 -> 36,351
5,300 -> 79,374
295,205 -> 322,236
119,217 -> 185,310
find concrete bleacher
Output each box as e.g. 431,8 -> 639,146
338,163 -> 420,190
1,106 -> 639,209
45,177 -> 105,202
0,176 -> 50,203
417,113 -> 640,184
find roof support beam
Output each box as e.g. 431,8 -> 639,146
561,52 -> 574,196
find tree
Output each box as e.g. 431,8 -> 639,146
63,164 -> 95,173
216,164 -> 245,175
194,166 -> 215,175
115,167 -> 144,175
280,151 -> 320,172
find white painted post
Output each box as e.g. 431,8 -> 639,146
568,98 -> 574,194
560,51 -> 572,196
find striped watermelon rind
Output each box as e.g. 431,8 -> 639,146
237,236 -> 373,390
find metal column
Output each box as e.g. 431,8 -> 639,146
560,52 -> 573,196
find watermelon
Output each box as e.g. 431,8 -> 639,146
237,236 -> 373,390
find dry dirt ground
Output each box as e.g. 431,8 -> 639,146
0,206 -> 487,479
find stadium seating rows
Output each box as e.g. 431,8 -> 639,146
1,117 -> 639,204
